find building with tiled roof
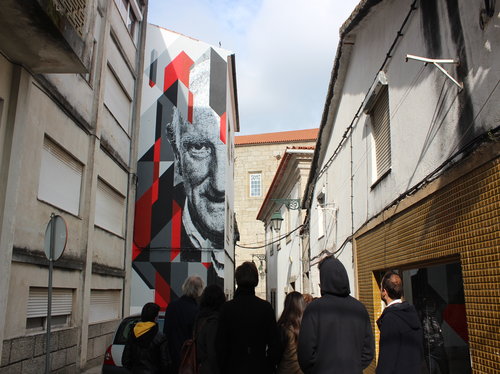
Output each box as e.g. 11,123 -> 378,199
234,129 -> 318,300
235,128 -> 318,146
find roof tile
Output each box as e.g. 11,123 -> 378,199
235,128 -> 318,145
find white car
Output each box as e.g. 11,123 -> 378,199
102,314 -> 165,373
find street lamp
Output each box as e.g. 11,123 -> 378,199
270,211 -> 284,233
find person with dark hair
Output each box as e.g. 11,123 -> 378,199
122,302 -> 171,373
302,293 -> 313,306
277,292 -> 306,374
216,261 -> 280,374
376,271 -> 424,374
298,256 -> 374,373
194,284 -> 226,374
164,275 -> 205,373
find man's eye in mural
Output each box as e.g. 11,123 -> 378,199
185,141 -> 213,160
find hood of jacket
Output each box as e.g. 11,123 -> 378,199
379,301 -> 421,330
319,257 -> 350,297
132,321 -> 159,346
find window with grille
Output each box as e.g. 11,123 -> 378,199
370,85 -> 392,178
249,173 -> 262,197
95,178 -> 125,236
38,137 -> 83,216
26,287 -> 73,330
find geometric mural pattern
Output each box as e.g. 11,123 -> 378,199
133,28 -> 228,309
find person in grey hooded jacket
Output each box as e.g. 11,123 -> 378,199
297,256 -> 374,373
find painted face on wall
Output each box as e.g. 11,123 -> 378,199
175,107 -> 225,244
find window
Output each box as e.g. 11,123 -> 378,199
370,86 -> 391,178
114,0 -> 142,43
38,137 -> 83,216
89,290 -> 121,323
26,287 -> 73,331
249,173 -> 262,197
317,191 -> 325,239
104,66 -> 132,134
379,261 -> 472,373
95,178 -> 125,236
365,71 -> 391,181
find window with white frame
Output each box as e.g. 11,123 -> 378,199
95,178 -> 126,236
249,173 -> 262,197
38,137 -> 83,216
365,72 -> 391,180
317,191 -> 325,239
26,287 -> 73,330
89,290 -> 121,323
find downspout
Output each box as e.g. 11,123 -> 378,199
123,2 -> 149,316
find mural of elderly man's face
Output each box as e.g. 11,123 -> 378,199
172,107 -> 225,244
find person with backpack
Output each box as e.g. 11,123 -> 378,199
194,284 -> 226,374
164,275 -> 204,373
122,302 -> 171,373
277,291 -> 306,374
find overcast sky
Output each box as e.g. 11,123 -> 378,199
147,0 -> 360,135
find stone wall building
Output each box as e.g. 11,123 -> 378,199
0,0 -> 147,371
234,129 -> 317,300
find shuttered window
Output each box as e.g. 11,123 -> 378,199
27,287 -> 73,318
89,290 -> 121,323
38,138 -> 83,215
104,66 -> 131,133
95,178 -> 125,236
370,86 -> 391,178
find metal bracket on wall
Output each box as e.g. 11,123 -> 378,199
271,198 -> 301,210
406,54 -> 463,90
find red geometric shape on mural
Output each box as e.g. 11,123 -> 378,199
133,188 -> 152,249
202,262 -> 212,269
132,242 -> 141,261
170,199 -> 182,261
152,180 -> 159,204
443,304 -> 469,342
149,79 -> 155,87
163,51 -> 194,93
155,272 -> 170,310
220,112 -> 226,144
188,91 -> 194,123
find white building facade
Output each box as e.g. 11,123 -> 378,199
0,0 -> 147,371
304,0 -> 499,372
258,147 -> 314,317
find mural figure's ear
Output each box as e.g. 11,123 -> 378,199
174,154 -> 182,176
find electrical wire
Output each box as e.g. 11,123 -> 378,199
235,224 -> 304,249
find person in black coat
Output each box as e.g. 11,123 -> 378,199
163,275 -> 204,373
216,261 -> 280,374
122,302 -> 171,373
376,271 -> 424,374
297,256 -> 374,373
195,284 -> 226,374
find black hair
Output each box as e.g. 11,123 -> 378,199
141,302 -> 160,322
381,271 -> 403,300
235,261 -> 259,288
200,284 -> 226,311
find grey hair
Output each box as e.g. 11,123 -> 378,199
182,275 -> 204,298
